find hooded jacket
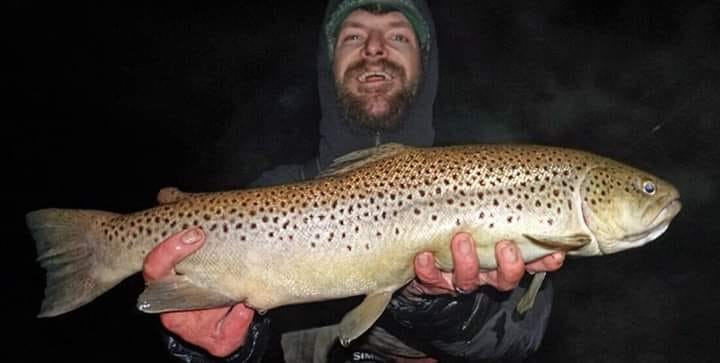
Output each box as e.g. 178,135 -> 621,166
163,1 -> 553,361
252,0 -> 437,186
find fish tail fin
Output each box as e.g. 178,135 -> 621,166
27,208 -> 129,317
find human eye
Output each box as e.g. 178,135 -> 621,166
391,33 -> 409,43
342,33 -> 362,43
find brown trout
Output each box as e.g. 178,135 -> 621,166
27,143 -> 681,345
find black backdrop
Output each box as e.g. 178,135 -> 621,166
7,1 -> 720,362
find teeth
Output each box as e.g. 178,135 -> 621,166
358,71 -> 392,82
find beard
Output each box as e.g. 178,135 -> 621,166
335,59 -> 420,133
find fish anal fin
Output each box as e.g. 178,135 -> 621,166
523,233 -> 591,251
318,143 -> 411,178
137,276 -> 238,313
338,291 -> 393,346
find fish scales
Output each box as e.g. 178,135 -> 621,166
95,145 -> 601,305
27,143 -> 681,344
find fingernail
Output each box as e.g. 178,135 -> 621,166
181,228 -> 201,244
417,253 -> 430,267
503,245 -> 517,263
459,238 -> 472,256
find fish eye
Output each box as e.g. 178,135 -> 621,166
642,181 -> 656,195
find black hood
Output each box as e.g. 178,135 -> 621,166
315,0 -> 438,169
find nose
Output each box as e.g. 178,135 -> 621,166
362,30 -> 387,59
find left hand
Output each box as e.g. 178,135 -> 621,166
409,232 -> 565,295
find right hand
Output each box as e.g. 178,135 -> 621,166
143,227 -> 255,357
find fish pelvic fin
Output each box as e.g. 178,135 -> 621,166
137,275 -> 238,313
338,290 -> 393,346
515,272 -> 547,316
26,208 -> 128,318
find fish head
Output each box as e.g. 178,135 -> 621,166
579,163 -> 681,255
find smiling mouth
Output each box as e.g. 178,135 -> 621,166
358,71 -> 393,82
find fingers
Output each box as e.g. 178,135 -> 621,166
526,252 -> 565,273
479,240 -> 525,291
212,305 -> 255,356
411,236 -> 566,297
143,227 -> 206,281
414,252 -> 452,292
450,233 -> 480,292
160,305 -> 252,358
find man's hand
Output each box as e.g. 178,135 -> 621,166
143,228 -> 255,357
411,232 -> 565,295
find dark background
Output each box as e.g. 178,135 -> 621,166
6,0 -> 720,362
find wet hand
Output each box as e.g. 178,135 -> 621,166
143,228 -> 254,357
410,232 -> 565,295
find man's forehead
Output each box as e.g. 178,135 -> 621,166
339,9 -> 412,30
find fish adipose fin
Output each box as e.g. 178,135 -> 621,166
515,272 -> 547,316
26,208 -> 130,317
522,233 -> 591,251
318,143 -> 412,178
137,275 -> 238,313
156,186 -> 192,204
338,291 -> 393,346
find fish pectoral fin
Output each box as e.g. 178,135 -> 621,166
317,143 -> 411,178
137,275 -> 238,313
338,291 -> 393,346
523,233 -> 591,251
515,272 -> 547,316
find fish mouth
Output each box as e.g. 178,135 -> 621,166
358,71 -> 393,83
620,199 -> 682,245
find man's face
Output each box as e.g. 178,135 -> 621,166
333,9 -> 422,132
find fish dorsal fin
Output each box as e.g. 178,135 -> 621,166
317,143 -> 412,178
522,233 -> 591,251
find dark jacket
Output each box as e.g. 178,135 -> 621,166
163,0 -> 553,361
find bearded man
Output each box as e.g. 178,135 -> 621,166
143,1 -> 564,362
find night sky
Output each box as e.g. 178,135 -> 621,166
7,1 -> 720,362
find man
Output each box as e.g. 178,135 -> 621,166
143,1 -> 565,361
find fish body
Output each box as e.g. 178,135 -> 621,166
27,143 -> 681,344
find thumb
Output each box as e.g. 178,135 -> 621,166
143,227 -> 206,281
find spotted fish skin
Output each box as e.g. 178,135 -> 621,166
27,143 -> 681,326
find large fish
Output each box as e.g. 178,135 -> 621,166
27,143 -> 681,345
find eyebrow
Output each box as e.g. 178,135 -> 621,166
342,20 -> 413,30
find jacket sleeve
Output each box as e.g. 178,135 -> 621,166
377,274 -> 554,362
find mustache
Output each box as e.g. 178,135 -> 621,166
344,59 -> 405,80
